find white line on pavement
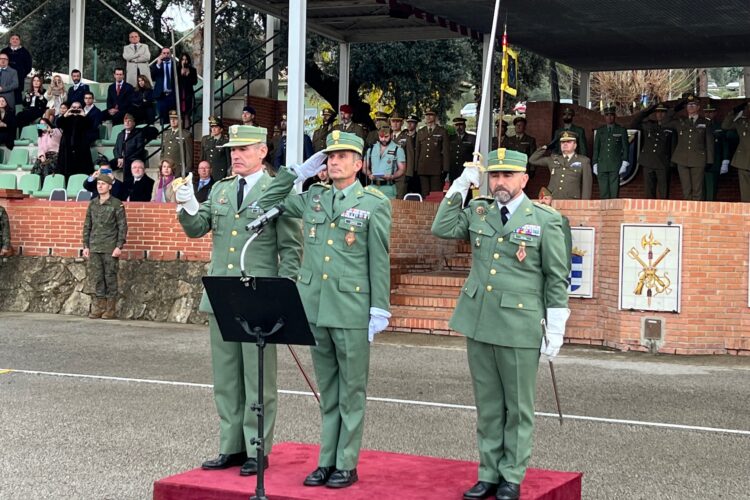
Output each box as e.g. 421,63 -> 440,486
6,368 -> 750,437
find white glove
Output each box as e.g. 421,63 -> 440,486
540,308 -> 570,359
445,166 -> 481,199
292,150 -> 328,183
619,161 -> 629,175
368,307 -> 391,342
175,173 -> 199,215
593,164 -> 598,176
721,160 -> 730,174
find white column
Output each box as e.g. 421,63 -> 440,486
266,15 -> 280,99
201,0 -> 216,136
287,0 -> 307,166
68,0 -> 85,73
338,42 -> 350,107
478,35 -> 494,196
578,70 -> 590,108
743,67 -> 750,97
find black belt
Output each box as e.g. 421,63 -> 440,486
372,179 -> 394,186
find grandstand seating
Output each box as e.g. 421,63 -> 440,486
31,174 -> 66,198
15,125 -> 39,146
66,174 -> 89,199
0,149 -> 30,171
0,173 -> 17,189
18,173 -> 41,194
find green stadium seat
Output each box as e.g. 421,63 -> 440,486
18,173 -> 41,194
0,173 -> 17,189
0,149 -> 30,171
31,173 -> 66,198
66,173 -> 89,199
101,124 -> 124,146
15,125 -> 39,146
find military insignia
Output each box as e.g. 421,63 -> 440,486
475,237 -> 481,248
230,125 -> 239,137
218,197 -> 227,204
345,231 -> 356,246
516,242 -> 527,262
516,224 -> 541,237
332,130 -> 341,144
475,206 -> 486,215
312,194 -> 321,203
313,204 -> 322,212
309,226 -> 316,239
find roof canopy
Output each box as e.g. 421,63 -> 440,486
239,0 -> 750,71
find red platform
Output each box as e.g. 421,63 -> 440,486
153,442 -> 581,500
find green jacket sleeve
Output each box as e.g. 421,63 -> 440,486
256,166 -> 307,218
276,215 -> 303,279
82,204 -> 93,248
592,129 -> 601,164
620,127 -> 629,162
528,148 -> 552,169
431,192 -> 470,240
540,213 -> 570,309
368,199 -> 392,312
115,203 -> 128,249
178,197 -> 213,238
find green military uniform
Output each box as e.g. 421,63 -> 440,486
448,119 -> 476,181
663,95 -> 714,201
593,108 -> 629,199
312,107 -> 336,153
179,125 -> 303,458
528,132 -> 593,199
82,187 -> 127,301
631,104 -> 675,199
333,121 -> 366,142
162,123 -> 194,174
257,131 -> 392,472
722,104 -> 750,202
505,118 -> 538,176
365,111 -> 389,149
431,149 -> 569,486
552,124 -> 588,156
396,116 -> 418,198
704,104 -> 730,201
415,110 -> 450,197
0,205 -> 11,255
365,135 -> 405,199
200,119 -> 231,179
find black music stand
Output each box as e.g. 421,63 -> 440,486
203,275 -> 315,500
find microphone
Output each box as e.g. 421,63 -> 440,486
245,205 -> 285,233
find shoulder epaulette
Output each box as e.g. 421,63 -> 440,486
217,175 -> 236,183
363,185 -> 386,198
533,201 -> 558,213
468,196 -> 494,204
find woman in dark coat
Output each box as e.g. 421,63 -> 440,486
177,53 -> 198,129
131,74 -> 156,125
17,75 -> 48,129
0,96 -> 17,150
56,102 -> 93,178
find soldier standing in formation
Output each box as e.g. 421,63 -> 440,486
0,205 -> 12,257
505,117 -> 537,176
176,125 -> 303,477
241,106 -> 257,126
552,107 -> 588,156
415,109 -> 449,197
333,104 -> 366,141
703,102 -> 730,201
200,116 -> 230,178
161,109 -> 194,175
491,120 -> 509,149
312,107 -> 336,152
363,124 -> 406,199
722,100 -> 750,202
82,174 -> 128,320
390,112 -> 412,198
402,114 -> 420,196
448,117 -> 476,182
592,106 -> 629,199
256,131 -> 392,489
432,148 -> 569,500
529,131 -> 592,200
365,111 -> 389,149
630,103 -> 675,199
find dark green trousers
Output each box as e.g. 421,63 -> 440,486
643,166 -> 670,199
597,171 -> 620,199
677,164 -> 704,201
88,252 -> 119,298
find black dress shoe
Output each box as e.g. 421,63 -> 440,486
303,466 -> 335,486
239,456 -> 269,476
201,452 -> 247,470
495,481 -> 521,500
325,468 -> 358,488
463,481 -> 498,499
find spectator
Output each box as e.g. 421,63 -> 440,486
272,114 -> 313,172
177,53 -> 198,129
17,74 -> 47,129
0,53 -> 19,108
150,47 -> 178,125
1,34 -> 30,105
82,92 -> 104,146
241,105 -> 256,126
84,166 -> 125,201
122,159 -> 154,202
32,118 -> 62,179
122,31 -> 151,87
0,95 -> 17,150
106,68 -> 134,125
44,74 -> 66,115
200,116 -> 230,178
0,204 -> 12,257
66,69 -> 90,106
57,101 -> 94,178
111,113 -> 154,182
131,74 -> 155,125
152,158 -> 177,202
193,160 -> 215,203
82,173 -> 127,320
50,102 -> 68,128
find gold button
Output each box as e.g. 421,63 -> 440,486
324,256 -> 330,262
493,253 -> 500,259
478,229 -> 483,234
330,222 -> 336,228
355,286 -> 361,292
229,247 -> 235,252
235,214 -> 240,219
518,303 -> 524,308
497,237 -> 503,242
231,230 -> 237,236
490,269 -> 497,275
322,273 -> 328,280
227,264 -> 234,269
486,285 -> 493,292
327,239 -> 334,245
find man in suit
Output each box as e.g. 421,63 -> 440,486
432,148 -> 569,500
123,31 -> 151,87
592,106 -> 629,199
256,131 -> 392,488
106,68 -> 134,125
122,160 -> 155,202
82,92 -> 104,146
529,131 -> 593,200
722,100 -> 750,201
201,116 -> 230,178
505,117 -> 538,177
111,113 -> 151,182
415,108 -> 450,197
663,94 -> 714,201
193,160 -> 215,203
1,34 -> 31,105
630,103 -> 675,199
175,124 -> 303,477
67,69 -> 90,106
272,114 -> 314,172
150,47 -> 178,125
552,107 -> 588,156
448,117 -> 476,182
0,53 -> 19,108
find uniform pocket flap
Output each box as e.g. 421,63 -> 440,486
462,279 -> 478,298
297,268 -> 312,284
338,219 -> 367,232
500,292 -> 539,311
338,277 -> 369,293
306,212 -> 327,225
509,233 -> 540,246
468,223 -> 495,237
213,204 -> 230,216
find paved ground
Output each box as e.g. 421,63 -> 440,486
1,312 -> 748,500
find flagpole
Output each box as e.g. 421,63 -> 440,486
472,0 -> 502,165
497,23 -> 508,148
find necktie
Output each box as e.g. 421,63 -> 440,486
124,130 -> 129,141
116,82 -> 121,95
501,206 -> 509,225
165,62 -> 171,91
332,191 -> 344,214
237,178 -> 246,207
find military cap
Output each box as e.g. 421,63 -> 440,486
390,112 -> 404,121
221,124 -> 268,148
559,130 -> 578,142
168,109 -> 179,118
495,118 -> 509,126
452,117 -> 467,124
512,116 -> 527,124
324,130 -> 364,155
377,124 -> 392,133
424,108 -> 437,116
97,174 -> 114,185
322,107 -> 335,116
685,93 -> 699,104
243,105 -> 256,114
562,107 -> 575,115
654,103 -> 668,112
406,114 -> 419,123
539,186 -> 553,198
374,111 -> 389,120
486,148 -> 527,172
603,106 -> 617,115
703,101 -> 717,112
208,115 -> 223,127
340,104 -> 353,114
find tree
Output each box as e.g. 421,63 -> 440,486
591,69 -> 694,115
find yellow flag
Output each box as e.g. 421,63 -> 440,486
501,46 -> 518,97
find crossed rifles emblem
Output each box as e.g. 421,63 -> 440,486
627,230 -> 672,306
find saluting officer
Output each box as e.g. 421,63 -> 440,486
312,107 -> 336,152
721,100 -> 750,202
432,148 -> 569,500
552,107 -> 588,156
528,130 -> 592,199
200,116 -> 230,178
175,125 -> 303,477
592,106 -> 629,199
161,109 -> 194,174
630,103 -> 675,199
448,117 -> 477,181
703,102 -> 730,201
663,94 -> 714,201
256,131 -> 392,489
415,108 -> 450,197
505,116 -> 538,176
